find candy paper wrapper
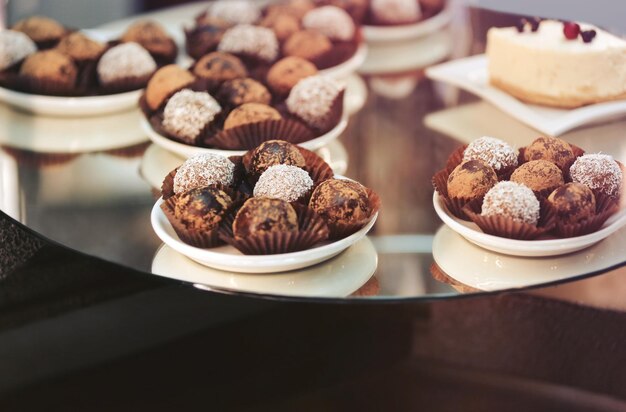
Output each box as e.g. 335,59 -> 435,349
207,118 -> 315,150
432,168 -> 475,221
98,73 -> 153,95
552,192 -> 620,238
219,203 -> 329,255
1,147 -> 80,168
323,188 -> 381,240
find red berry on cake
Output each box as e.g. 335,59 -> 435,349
563,22 -> 580,40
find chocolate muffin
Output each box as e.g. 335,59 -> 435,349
162,89 -> 222,144
524,136 -> 575,171
185,20 -> 229,60
56,32 -> 106,61
253,164 -> 314,202
11,16 -> 66,47
309,178 -> 371,225
481,181 -> 540,225
371,0 -> 422,25
233,197 -> 298,237
173,186 -> 233,231
548,182 -> 596,224
260,13 -> 301,42
121,20 -> 177,63
283,30 -> 332,62
218,25 -> 279,63
96,42 -> 156,89
447,160 -> 498,199
302,6 -> 356,42
0,30 -> 37,71
250,140 -> 307,176
173,153 -> 236,194
570,154 -> 623,197
267,56 -> 318,96
223,103 -> 282,130
285,75 -> 342,131
145,65 -> 196,111
217,78 -> 272,107
193,51 -> 247,84
510,160 -> 564,194
19,50 -> 77,91
463,136 -> 518,174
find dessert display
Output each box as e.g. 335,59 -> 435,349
120,20 -> 178,66
333,0 -> 446,26
159,140 -> 379,255
433,136 -> 623,240
487,19 -> 626,108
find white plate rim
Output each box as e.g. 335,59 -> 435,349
432,192 -> 626,256
361,8 -> 451,42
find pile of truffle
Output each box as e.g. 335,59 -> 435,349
0,17 -> 176,96
160,140 -> 379,255
434,135 -> 624,239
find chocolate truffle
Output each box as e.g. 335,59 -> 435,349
283,30 -> 332,62
322,0 -> 368,23
481,181 -> 540,225
371,0 -> 422,24
173,153 -> 236,194
233,197 -> 298,237
121,20 -> 176,59
218,25 -> 279,63
162,89 -> 222,144
97,42 -> 156,86
208,0 -> 261,25
447,160 -> 498,199
56,32 -> 106,61
145,65 -> 195,111
0,30 -> 37,71
250,140 -> 306,176
286,75 -> 342,130
302,6 -> 356,41
266,0 -> 315,19
19,50 -> 77,89
524,136 -> 575,170
309,178 -> 371,224
185,21 -> 228,60
510,160 -> 564,194
174,186 -> 233,231
223,103 -> 282,130
193,52 -> 247,83
267,57 -> 318,96
570,154 -> 623,197
548,182 -> 596,224
11,16 -> 65,44
260,13 -> 300,42
217,78 -> 272,107
254,165 -> 314,202
463,136 -> 518,173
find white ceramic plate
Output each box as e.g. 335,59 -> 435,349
433,192 -> 626,257
142,115 -> 349,158
152,237 -> 377,297
361,8 -> 451,43
425,55 -> 626,136
151,198 -> 378,274
433,224 -> 626,291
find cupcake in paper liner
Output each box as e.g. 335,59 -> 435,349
120,20 -> 178,66
11,16 -> 68,49
97,42 -> 157,94
161,185 -> 240,248
432,159 -> 498,221
309,178 -> 381,240
219,198 -> 329,255
463,181 -> 556,240
18,49 -> 80,95
519,136 -> 584,178
285,75 -> 345,134
461,136 -> 519,180
56,32 -> 107,91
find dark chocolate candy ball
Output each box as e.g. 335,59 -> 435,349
233,197 -> 298,237
309,178 -> 371,224
249,140 -> 306,176
173,186 -> 233,231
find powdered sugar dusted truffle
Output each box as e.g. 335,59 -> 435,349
218,25 -> 278,62
463,136 -> 518,173
254,164 -> 314,202
286,75 -> 342,130
570,154 -> 623,197
302,6 -> 355,41
162,89 -> 222,144
0,30 -> 37,71
173,153 -> 235,194
97,42 -> 156,85
371,0 -> 422,24
482,181 -> 540,225
209,0 -> 261,25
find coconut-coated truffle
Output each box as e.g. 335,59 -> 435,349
11,16 -> 65,44
463,136 -> 518,173
254,165 -> 314,202
218,25 -> 279,62
250,140 -> 306,176
145,65 -> 196,111
223,103 -> 282,130
173,153 -> 236,194
286,75 -> 342,130
481,181 -> 540,225
208,0 -> 261,25
524,136 -> 575,170
0,30 -> 37,71
371,0 -> 422,24
322,0 -> 369,23
570,154 -> 623,197
121,20 -> 176,58
19,50 -> 77,88
510,160 -> 564,194
283,30 -> 332,62
97,42 -> 156,85
260,13 -> 301,42
309,178 -> 371,224
162,89 -> 222,144
447,160 -> 498,199
56,32 -> 106,61
233,197 -> 299,237
267,56 -> 318,96
193,51 -> 247,82
302,6 -> 355,41
173,186 -> 233,231
548,182 -> 596,224
217,77 -> 271,107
